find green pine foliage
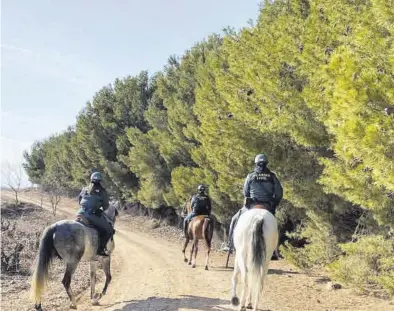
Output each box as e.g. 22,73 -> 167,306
23,0 -> 394,295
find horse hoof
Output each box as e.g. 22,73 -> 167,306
231,296 -> 240,306
205,266 -> 208,270
184,258 -> 188,263
246,303 -> 253,309
70,304 -> 77,310
188,261 -> 191,265
35,304 -> 43,311
240,307 -> 246,311
93,293 -> 102,300
192,264 -> 196,268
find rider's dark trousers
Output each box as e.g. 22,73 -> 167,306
81,211 -> 113,248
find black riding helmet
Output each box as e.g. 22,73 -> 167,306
197,184 -> 207,194
90,171 -> 103,184
255,153 -> 268,168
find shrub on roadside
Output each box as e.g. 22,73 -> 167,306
1,202 -> 50,275
280,212 -> 342,269
328,235 -> 394,297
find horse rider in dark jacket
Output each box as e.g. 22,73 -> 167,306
183,185 -> 212,237
227,153 -> 283,248
77,172 -> 114,257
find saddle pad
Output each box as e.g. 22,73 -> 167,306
75,215 -> 95,228
190,215 -> 211,223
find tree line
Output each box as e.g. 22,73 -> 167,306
23,0 -> 394,294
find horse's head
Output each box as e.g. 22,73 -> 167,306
181,198 -> 193,217
103,202 -> 119,227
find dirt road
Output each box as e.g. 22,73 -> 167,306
3,192 -> 393,311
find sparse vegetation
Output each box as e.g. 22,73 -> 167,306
0,198 -> 92,310
1,201 -> 43,275
329,235 -> 394,297
2,161 -> 23,204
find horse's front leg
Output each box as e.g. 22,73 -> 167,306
90,261 -> 100,305
101,257 -> 112,296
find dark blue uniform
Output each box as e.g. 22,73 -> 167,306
243,168 -> 283,213
183,193 -> 212,236
228,166 -> 283,248
77,185 -> 113,252
184,194 -> 212,222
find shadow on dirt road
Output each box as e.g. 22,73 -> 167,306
106,295 -> 231,310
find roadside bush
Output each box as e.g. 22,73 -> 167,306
328,235 -> 394,297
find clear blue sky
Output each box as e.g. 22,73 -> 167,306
1,0 -> 260,186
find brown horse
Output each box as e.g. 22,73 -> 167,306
182,199 -> 214,270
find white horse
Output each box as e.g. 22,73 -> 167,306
231,208 -> 278,311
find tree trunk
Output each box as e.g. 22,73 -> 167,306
14,190 -> 19,205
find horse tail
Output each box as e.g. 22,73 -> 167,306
252,216 -> 266,265
31,224 -> 57,305
202,217 -> 214,242
249,215 -> 266,303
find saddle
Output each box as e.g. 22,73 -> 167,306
252,204 -> 271,212
76,215 -> 115,236
244,197 -> 273,213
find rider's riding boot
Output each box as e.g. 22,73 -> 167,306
97,238 -> 110,257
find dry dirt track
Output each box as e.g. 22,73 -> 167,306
4,192 -> 394,311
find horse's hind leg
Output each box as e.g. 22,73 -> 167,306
204,237 -> 211,270
240,277 -> 249,311
188,242 -> 194,265
192,239 -> 198,268
182,237 -> 190,263
62,262 -> 78,309
246,288 -> 252,309
231,255 -> 240,307
238,256 -> 248,311
250,261 -> 269,311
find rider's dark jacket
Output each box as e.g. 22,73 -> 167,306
77,185 -> 109,215
190,193 -> 212,215
243,166 -> 283,208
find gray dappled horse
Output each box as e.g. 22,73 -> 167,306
31,203 -> 118,310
